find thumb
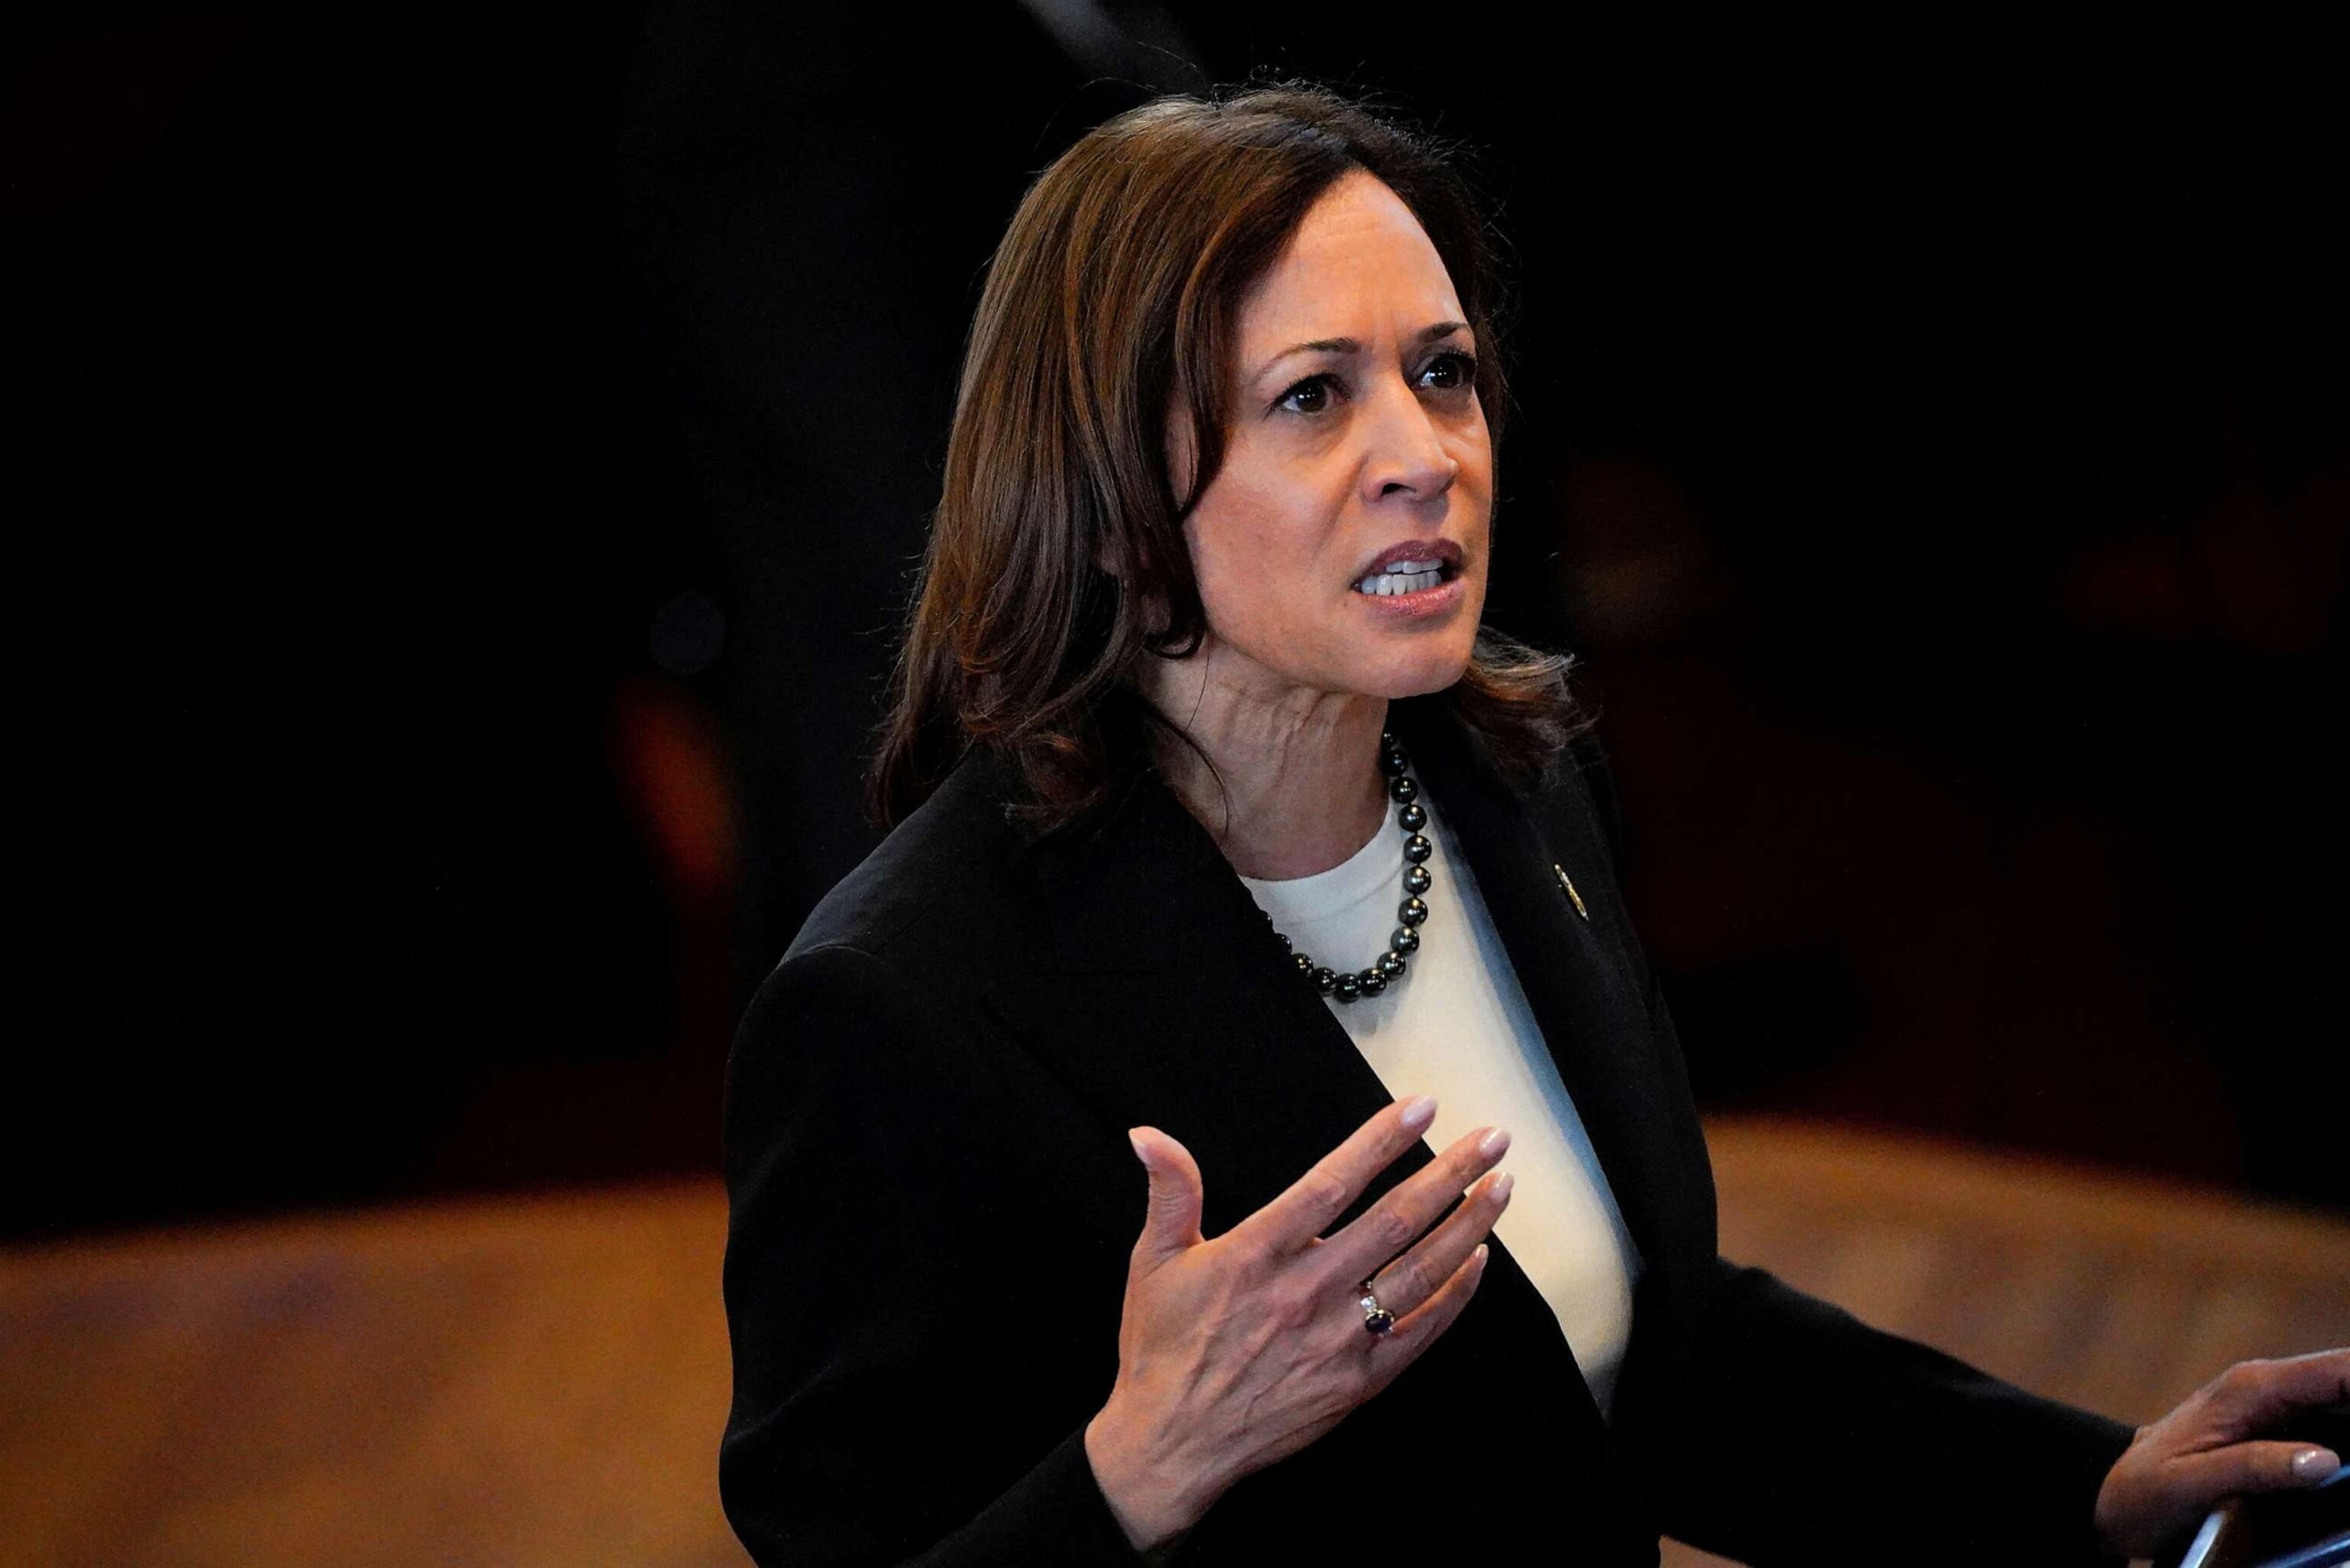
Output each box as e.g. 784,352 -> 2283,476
1127,1126 -> 1204,1270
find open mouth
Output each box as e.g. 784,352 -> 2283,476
1353,558 -> 1453,597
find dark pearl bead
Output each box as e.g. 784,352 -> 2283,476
1379,730 -> 1395,750
1278,750 -> 1436,1002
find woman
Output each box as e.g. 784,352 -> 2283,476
719,86 -> 2346,1565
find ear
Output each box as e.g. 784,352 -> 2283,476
1091,535 -> 1150,581
1091,526 -> 1160,582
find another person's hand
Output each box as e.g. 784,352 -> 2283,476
2094,1347 -> 2349,1559
1084,1095 -> 1512,1550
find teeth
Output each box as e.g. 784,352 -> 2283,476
1355,568 -> 1445,597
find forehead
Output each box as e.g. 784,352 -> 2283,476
1236,171 -> 1465,347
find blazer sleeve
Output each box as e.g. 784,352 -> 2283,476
1568,737 -> 2137,1566
1661,1251 -> 2135,1566
718,942 -> 1145,1568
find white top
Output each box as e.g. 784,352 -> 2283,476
1238,786 -> 1642,1417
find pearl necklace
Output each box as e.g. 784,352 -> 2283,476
1264,731 -> 1432,1004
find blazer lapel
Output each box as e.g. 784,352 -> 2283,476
979,705 -> 1710,1280
1392,700 -> 1710,1292
983,766 -> 1431,1241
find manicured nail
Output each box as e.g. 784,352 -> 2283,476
1477,1126 -> 1512,1160
1490,1171 -> 1515,1202
1128,1130 -> 1149,1163
2293,1448 -> 2341,1481
1400,1095 -> 1437,1130
1473,1243 -> 1489,1267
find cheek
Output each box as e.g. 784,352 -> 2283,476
1187,467 -> 1336,622
1189,522 -> 1293,652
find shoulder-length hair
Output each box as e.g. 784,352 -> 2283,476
867,83 -> 1583,831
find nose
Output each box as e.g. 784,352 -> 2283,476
1361,381 -> 1460,504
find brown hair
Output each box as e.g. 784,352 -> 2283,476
867,83 -> 1583,831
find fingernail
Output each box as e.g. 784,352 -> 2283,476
1128,1129 -> 1149,1163
1490,1170 -> 1514,1202
2293,1448 -> 2341,1481
1477,1126 -> 1512,1159
1400,1095 -> 1437,1130
1473,1243 -> 1489,1267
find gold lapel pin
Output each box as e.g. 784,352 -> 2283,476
1553,864 -> 1590,920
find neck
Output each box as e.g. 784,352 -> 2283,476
1139,646 -> 1389,880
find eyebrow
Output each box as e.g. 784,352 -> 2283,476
1252,320 -> 1473,381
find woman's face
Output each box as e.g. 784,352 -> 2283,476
1176,171 -> 1492,706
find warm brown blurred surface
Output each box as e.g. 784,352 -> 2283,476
5,1121 -> 2343,1568
0,1183 -> 750,1568
1707,1120 -> 2350,1420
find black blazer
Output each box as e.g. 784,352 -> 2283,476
720,696 -> 2134,1566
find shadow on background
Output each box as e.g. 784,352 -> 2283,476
6,7 -> 2342,1237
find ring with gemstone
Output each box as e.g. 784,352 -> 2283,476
1357,1283 -> 1395,1336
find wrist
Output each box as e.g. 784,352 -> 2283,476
1083,1400 -> 1213,1551
2092,1426 -> 2152,1559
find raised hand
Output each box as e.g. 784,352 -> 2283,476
1083,1095 -> 1513,1550
2094,1347 -> 2350,1559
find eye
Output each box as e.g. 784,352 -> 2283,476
1274,372 -> 1339,416
1416,350 -> 1477,392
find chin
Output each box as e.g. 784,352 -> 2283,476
1355,637 -> 1478,700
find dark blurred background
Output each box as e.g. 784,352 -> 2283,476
7,6 -> 2341,1238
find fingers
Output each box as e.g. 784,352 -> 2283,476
1367,1241 -> 1492,1382
2096,1349 -> 2350,1557
1365,1167 -> 1513,1319
2165,1440 -> 2344,1510
2204,1348 -> 2350,1436
1127,1127 -> 1205,1272
1233,1095 -> 1439,1256
1318,1123 -> 1512,1287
